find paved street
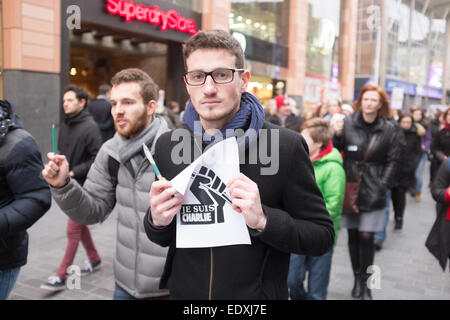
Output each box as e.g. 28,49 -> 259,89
7,163 -> 450,300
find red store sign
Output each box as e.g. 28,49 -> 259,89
106,0 -> 198,35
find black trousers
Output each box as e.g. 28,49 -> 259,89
390,186 -> 406,222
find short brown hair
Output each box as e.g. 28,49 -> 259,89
301,118 -> 333,150
110,68 -> 158,105
182,29 -> 245,70
354,85 -> 390,118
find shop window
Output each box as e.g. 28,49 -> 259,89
230,0 -> 289,46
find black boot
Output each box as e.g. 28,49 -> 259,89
360,274 -> 372,300
394,217 -> 403,230
348,238 -> 361,299
351,272 -> 363,298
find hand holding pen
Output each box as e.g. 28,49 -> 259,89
143,143 -> 183,227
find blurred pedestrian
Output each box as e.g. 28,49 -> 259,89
342,104 -> 354,117
288,119 -> 345,300
430,107 -> 450,184
41,69 -> 171,300
322,97 -> 342,121
333,84 -> 402,300
425,158 -> 450,272
88,84 -> 115,142
0,100 -> 51,299
390,113 -> 423,230
412,107 -> 432,202
267,94 -> 303,132
41,85 -> 103,292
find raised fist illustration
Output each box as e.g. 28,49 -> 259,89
190,166 -> 231,223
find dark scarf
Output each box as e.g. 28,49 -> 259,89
182,92 -> 265,150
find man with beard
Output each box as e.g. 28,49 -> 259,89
41,69 -> 171,300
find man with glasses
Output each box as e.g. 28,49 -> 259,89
143,30 -> 334,300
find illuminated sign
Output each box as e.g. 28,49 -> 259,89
106,0 -> 198,35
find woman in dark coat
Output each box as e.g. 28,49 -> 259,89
426,159 -> 450,271
333,85 -> 403,300
430,107 -> 450,183
390,113 -> 422,230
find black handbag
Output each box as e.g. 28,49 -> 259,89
343,133 -> 378,214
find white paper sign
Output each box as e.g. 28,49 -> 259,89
171,138 -> 251,248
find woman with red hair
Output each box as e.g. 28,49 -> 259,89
333,85 -> 404,300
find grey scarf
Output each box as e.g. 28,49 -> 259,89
117,116 -> 166,170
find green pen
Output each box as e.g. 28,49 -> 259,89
52,123 -> 56,154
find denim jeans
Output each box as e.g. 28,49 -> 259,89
0,267 -> 21,300
374,189 -> 391,241
415,152 -> 427,194
287,249 -> 333,300
113,285 -> 139,300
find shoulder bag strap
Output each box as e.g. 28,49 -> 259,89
358,133 -> 378,182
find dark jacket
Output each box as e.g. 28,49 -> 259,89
333,111 -> 402,213
430,127 -> 450,183
431,127 -> 450,165
87,97 -> 115,142
267,113 -> 303,133
58,108 -> 103,185
426,159 -> 450,271
0,101 -> 51,270
143,122 -> 334,299
394,125 -> 422,188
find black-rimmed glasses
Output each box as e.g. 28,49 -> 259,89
184,68 -> 245,86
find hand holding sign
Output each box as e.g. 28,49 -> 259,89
150,180 -> 184,227
227,173 -> 267,231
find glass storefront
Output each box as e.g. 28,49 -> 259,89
305,0 -> 341,79
70,31 -> 168,98
160,0 -> 202,13
229,0 -> 289,46
247,75 -> 274,105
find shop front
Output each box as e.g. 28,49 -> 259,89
229,1 -> 289,106
62,0 -> 201,107
303,0 -> 341,111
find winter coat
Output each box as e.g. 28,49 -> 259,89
51,116 -> 170,298
144,122 -> 335,299
58,108 -> 103,185
87,97 -> 115,142
431,127 -> 450,165
394,126 -> 422,188
267,113 -> 303,133
333,111 -> 402,213
0,101 -> 51,270
425,159 -> 450,271
312,147 -> 346,246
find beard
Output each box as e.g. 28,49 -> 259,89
115,108 -> 149,139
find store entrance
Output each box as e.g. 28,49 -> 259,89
70,42 -> 168,99
68,27 -> 188,108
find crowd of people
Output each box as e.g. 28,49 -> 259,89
0,29 -> 449,301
